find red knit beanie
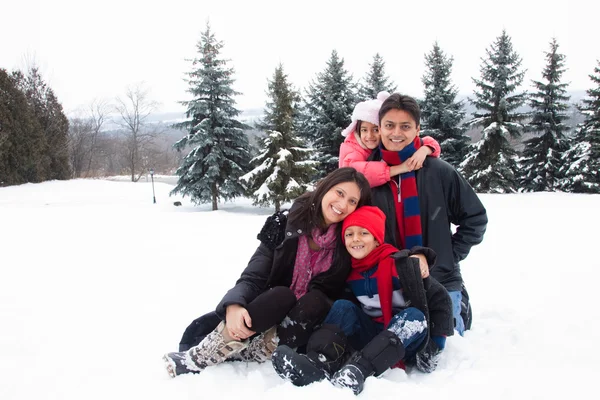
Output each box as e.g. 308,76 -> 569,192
342,206 -> 386,244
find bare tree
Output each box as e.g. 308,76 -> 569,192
67,99 -> 111,178
86,99 -> 109,177
68,117 -> 93,177
114,83 -> 160,181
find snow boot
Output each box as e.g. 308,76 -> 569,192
163,321 -> 248,377
461,283 -> 473,331
241,325 -> 279,363
331,330 -> 405,395
272,324 -> 349,386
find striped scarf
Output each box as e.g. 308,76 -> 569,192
380,137 -> 423,249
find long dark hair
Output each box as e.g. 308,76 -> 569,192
288,167 -> 372,233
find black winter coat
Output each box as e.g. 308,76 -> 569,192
368,154 -> 488,292
392,247 -> 454,339
215,202 -> 351,318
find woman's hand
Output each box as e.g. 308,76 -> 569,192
225,304 -> 255,340
410,253 -> 430,278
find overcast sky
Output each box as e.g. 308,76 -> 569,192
2,0 -> 598,116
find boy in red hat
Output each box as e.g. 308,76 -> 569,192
273,206 -> 454,395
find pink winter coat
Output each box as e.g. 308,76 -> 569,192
338,132 -> 441,188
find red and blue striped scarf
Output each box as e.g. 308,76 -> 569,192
380,137 -> 423,249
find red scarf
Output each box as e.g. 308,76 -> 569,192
350,243 -> 399,327
380,136 -> 423,249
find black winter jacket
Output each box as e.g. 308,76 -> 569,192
391,247 -> 454,339
368,154 -> 488,292
215,201 -> 351,318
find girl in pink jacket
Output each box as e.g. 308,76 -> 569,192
339,92 -> 440,187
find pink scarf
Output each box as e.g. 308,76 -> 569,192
290,224 -> 338,299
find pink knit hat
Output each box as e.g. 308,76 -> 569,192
341,91 -> 390,137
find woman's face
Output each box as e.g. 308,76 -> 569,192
320,181 -> 361,226
359,121 -> 380,150
344,226 -> 379,260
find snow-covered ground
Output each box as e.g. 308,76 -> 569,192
1,179 -> 599,400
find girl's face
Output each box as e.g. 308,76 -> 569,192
344,226 -> 379,259
359,121 -> 380,150
320,182 -> 361,227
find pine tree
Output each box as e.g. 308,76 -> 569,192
243,64 -> 315,211
461,30 -> 528,193
420,42 -> 469,167
0,69 -> 44,185
561,60 -> 600,193
357,53 -> 397,101
171,23 -> 251,210
302,50 -> 356,177
520,39 -> 570,192
12,67 -> 71,181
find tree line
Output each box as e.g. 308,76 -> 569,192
172,24 -> 599,210
1,68 -> 182,185
2,24 -> 598,203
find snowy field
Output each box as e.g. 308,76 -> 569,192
1,178 -> 599,400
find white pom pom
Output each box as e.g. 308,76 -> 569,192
377,91 -> 390,102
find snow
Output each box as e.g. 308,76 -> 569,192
1,179 -> 600,400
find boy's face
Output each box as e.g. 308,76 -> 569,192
380,109 -> 420,151
344,226 -> 379,260
359,121 -> 380,150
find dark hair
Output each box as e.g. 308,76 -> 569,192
289,167 -> 372,232
378,93 -> 421,127
355,120 -> 363,134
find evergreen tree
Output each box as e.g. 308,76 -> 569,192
302,50 -> 356,177
12,67 -> 71,181
357,53 -> 397,101
461,30 -> 528,193
0,69 -> 44,185
243,64 -> 315,211
171,23 -> 251,210
420,42 -> 469,167
520,39 -> 570,192
561,60 -> 600,193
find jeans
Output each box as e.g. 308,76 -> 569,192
323,300 -> 428,359
448,290 -> 465,336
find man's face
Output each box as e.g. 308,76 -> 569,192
379,109 -> 420,152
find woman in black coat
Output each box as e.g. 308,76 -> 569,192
164,167 -> 372,377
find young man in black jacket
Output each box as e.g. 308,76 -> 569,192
368,93 -> 487,335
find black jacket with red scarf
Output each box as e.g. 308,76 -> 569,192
367,152 -> 487,292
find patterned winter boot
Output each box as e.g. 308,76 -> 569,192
163,321 -> 248,378
272,324 -> 349,386
241,325 -> 279,363
331,330 -> 405,395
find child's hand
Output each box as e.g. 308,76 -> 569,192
410,254 -> 430,278
406,146 -> 432,171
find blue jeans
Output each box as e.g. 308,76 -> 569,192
448,290 -> 465,336
323,300 -> 427,359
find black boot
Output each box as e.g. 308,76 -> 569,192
331,329 -> 405,395
272,324 -> 349,386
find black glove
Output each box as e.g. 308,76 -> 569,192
415,338 -> 442,373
